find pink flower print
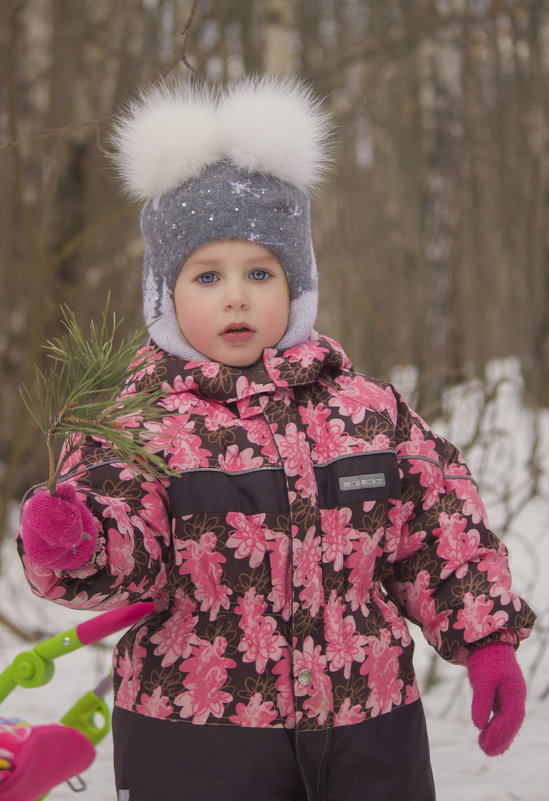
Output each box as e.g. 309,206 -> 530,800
242,416 -> 272,447
275,423 -> 309,476
140,485 -> 170,545
176,532 -> 232,620
235,588 -> 287,673
360,629 -> 403,716
200,362 -> 221,378
319,334 -> 353,368
66,589 -> 116,609
58,444 -> 86,474
325,591 -> 368,678
182,361 -> 221,378
445,465 -> 488,524
334,697 -> 366,726
106,527 -> 135,581
176,636 -> 237,724
18,555 -> 67,599
293,636 -> 333,725
242,417 -> 280,464
272,651 -> 296,726
110,409 -> 146,431
372,593 -> 412,646
405,678 -> 421,704
236,375 -> 275,400
344,528 -> 384,612
295,464 -> 318,503
114,628 -> 148,711
97,496 -> 133,536
328,387 -> 368,425
237,394 -> 269,418
267,531 -> 292,620
273,388 -> 293,406
354,433 -> 392,453
160,376 -> 200,412
455,593 -> 509,643
136,686 -> 174,719
226,512 -> 269,568
293,527 -> 324,616
114,651 -> 137,711
392,570 -> 451,649
478,543 -> 519,608
434,513 -> 484,579
275,422 -> 317,501
400,427 -> 445,509
286,340 -> 330,368
130,513 -> 162,563
261,355 -> 291,387
127,344 -> 163,378
218,444 -> 264,472
145,416 -> 211,470
332,375 -> 398,425
299,402 -> 351,463
228,693 -> 279,727
201,404 -> 236,431
150,591 -> 198,666
320,507 -> 360,572
385,502 -> 427,561
293,636 -> 328,689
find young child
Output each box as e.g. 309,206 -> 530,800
18,77 -> 535,801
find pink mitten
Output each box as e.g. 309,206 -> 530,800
20,483 -> 97,570
467,642 -> 526,756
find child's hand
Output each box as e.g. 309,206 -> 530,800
20,483 -> 97,570
466,642 -> 527,756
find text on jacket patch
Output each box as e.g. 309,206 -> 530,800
339,473 -> 386,491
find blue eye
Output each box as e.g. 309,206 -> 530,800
250,269 -> 270,281
196,272 -> 218,284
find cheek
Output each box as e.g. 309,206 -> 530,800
174,287 -> 205,338
265,290 -> 290,337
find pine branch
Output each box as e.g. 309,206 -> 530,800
21,297 -> 171,495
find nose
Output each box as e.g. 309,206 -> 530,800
222,279 -> 250,310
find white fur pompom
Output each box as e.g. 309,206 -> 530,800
111,82 -> 221,200
219,76 -> 332,191
111,75 -> 333,199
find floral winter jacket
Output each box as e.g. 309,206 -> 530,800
18,335 -> 535,731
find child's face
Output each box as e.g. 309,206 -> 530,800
174,239 -> 290,366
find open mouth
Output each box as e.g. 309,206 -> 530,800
222,323 -> 253,333
221,323 -> 255,342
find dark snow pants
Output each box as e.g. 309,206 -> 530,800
112,700 -> 436,801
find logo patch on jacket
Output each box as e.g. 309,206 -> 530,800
339,473 -> 386,491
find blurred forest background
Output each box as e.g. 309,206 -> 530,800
1,0 -> 549,551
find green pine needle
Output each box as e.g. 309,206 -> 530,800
21,297 -> 171,495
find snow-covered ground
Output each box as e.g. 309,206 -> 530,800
0,358 -> 547,800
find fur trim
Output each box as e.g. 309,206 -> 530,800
111,75 -> 332,200
218,76 -> 333,191
111,82 -> 221,200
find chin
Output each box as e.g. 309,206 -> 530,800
225,356 -> 262,368
222,349 -> 264,368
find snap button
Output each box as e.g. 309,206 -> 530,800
297,668 -> 313,686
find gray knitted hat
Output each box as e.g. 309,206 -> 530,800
112,76 -> 332,361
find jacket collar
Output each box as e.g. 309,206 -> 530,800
134,334 -> 352,404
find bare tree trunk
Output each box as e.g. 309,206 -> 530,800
263,0 -> 296,74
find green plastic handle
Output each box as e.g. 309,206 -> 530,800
60,690 -> 111,746
35,626 -> 81,660
0,626 -> 81,699
0,667 -> 17,704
